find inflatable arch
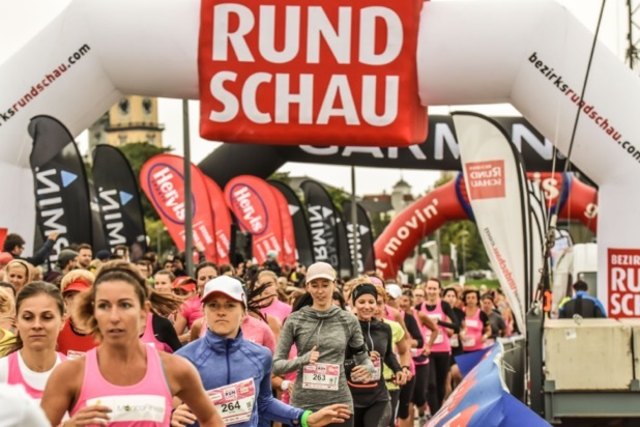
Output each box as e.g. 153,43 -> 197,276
375,173 -> 598,278
1,1 -> 639,310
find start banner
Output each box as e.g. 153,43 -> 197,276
198,0 -> 427,146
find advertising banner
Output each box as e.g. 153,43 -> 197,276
224,175 -> 284,265
29,115 -> 93,262
139,154 -> 217,262
455,112 -> 530,333
301,180 -> 341,270
429,344 -> 550,427
269,185 -> 297,266
93,144 -> 147,256
202,175 -> 232,264
608,248 -> 640,318
269,180 -> 315,267
343,201 -> 376,274
198,0 -> 427,146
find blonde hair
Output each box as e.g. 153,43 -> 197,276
4,259 -> 32,282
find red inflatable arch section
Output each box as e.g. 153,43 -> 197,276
375,173 -> 598,278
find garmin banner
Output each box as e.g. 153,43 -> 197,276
198,115 -> 569,186
29,116 -> 93,262
140,154 -> 217,262
301,180 -> 341,270
455,112 -> 529,334
343,201 -> 376,274
224,175 -> 285,265
202,175 -> 232,264
269,180 -> 315,267
93,145 -> 147,255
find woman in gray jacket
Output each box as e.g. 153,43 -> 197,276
273,262 -> 374,427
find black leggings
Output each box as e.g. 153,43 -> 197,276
397,375 -> 416,420
411,363 -> 430,407
354,401 -> 390,427
388,389 -> 400,427
427,352 -> 451,414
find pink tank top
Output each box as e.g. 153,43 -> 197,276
419,301 -> 451,354
463,308 -> 484,352
140,314 -> 173,353
71,346 -> 172,426
7,351 -> 66,400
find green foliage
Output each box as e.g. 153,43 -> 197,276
328,187 -> 350,213
118,142 -> 172,221
145,217 -> 174,258
370,211 -> 391,239
269,171 -> 291,184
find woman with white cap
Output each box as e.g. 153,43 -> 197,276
273,262 -> 375,427
172,275 -> 351,427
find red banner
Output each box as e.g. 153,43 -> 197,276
202,175 -> 233,265
608,248 -> 640,318
374,179 -> 467,278
270,185 -> 297,266
140,154 -> 217,262
198,0 -> 427,146
224,175 -> 284,264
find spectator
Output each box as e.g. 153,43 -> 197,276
480,293 -> 507,341
76,243 -> 92,269
559,280 -> 606,319
44,249 -> 78,285
2,232 -> 59,267
263,250 -> 282,276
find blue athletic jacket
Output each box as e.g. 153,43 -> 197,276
176,329 -> 304,427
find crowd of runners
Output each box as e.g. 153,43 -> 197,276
0,236 -> 518,426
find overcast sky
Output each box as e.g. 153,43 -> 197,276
1,0 -> 628,196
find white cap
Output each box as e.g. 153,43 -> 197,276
202,276 -> 247,306
305,262 -> 336,284
385,284 -> 402,300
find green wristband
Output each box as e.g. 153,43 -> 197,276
301,410 -> 313,427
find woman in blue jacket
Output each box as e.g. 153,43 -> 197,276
172,275 -> 351,427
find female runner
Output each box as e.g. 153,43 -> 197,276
273,262 -> 374,427
172,275 -> 351,427
347,283 -> 406,427
41,261 -> 224,426
0,282 -> 66,401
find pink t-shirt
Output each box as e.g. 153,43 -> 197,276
180,295 -> 203,328
260,299 -> 292,325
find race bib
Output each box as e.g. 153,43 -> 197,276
66,350 -> 85,360
428,313 -> 442,322
87,395 -> 166,422
207,378 -> 256,425
426,330 -> 444,345
303,363 -> 340,391
466,319 -> 479,329
462,336 -> 476,347
372,357 -> 381,380
450,335 -> 460,347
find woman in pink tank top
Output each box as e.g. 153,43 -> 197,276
461,289 -> 491,353
41,260 -> 224,427
0,282 -> 66,401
